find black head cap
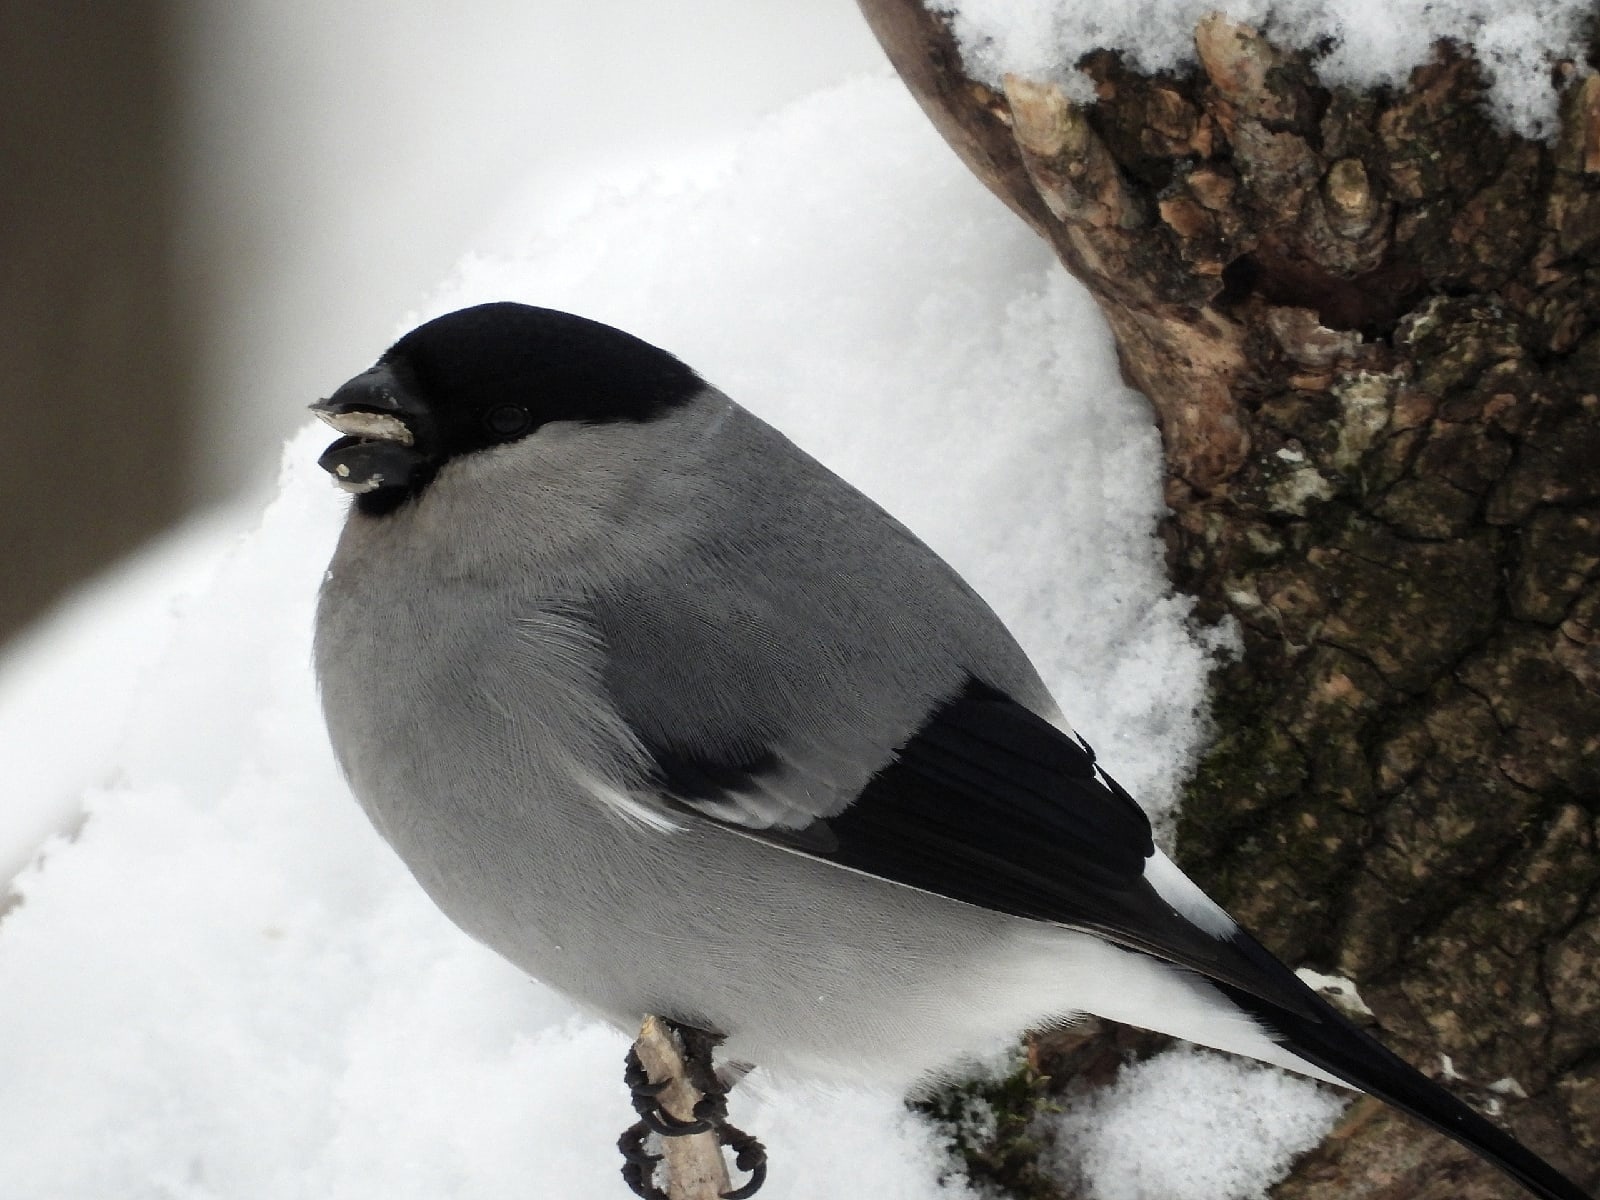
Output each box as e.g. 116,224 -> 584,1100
313,302 -> 704,516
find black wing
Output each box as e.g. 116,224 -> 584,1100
644,677 -> 1594,1200
652,676 -> 1314,1016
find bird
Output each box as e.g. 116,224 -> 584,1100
311,300 -> 1591,1200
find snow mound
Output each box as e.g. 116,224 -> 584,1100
1047,1046 -> 1348,1200
945,0 -> 1594,138
0,73 -> 1327,1198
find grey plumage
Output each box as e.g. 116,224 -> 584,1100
311,302 -> 1591,1200
318,390 -> 1120,1083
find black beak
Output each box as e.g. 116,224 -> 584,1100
312,362 -> 431,498
310,363 -> 418,439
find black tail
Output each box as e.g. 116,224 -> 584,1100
1215,932 -> 1592,1200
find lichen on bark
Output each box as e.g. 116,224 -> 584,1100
857,2 -> 1600,1195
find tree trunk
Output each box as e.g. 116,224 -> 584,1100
0,0 -> 197,646
858,4 -> 1600,1196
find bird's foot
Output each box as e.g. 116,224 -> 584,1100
625,1045 -> 713,1135
617,1122 -> 668,1200
716,1122 -> 767,1200
617,1024 -> 768,1199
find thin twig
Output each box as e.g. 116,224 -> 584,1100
633,1015 -> 732,1200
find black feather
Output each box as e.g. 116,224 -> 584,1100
650,744 -> 780,803
641,677 -> 1593,1200
642,677 -> 1312,1015
1210,935 -> 1593,1200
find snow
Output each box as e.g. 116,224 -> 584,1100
1295,968 -> 1376,1020
944,0 -> 1595,137
426,78 -> 1228,823
0,515 -> 234,884
2,57 -> 1342,1200
1045,1047 -> 1348,1200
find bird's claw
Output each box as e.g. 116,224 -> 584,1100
617,1025 -> 769,1198
625,1046 -> 714,1135
717,1121 -> 768,1200
618,1124 -> 664,1167
623,1047 -> 667,1096
692,1092 -> 729,1125
618,1122 -> 668,1200
637,1105 -> 714,1137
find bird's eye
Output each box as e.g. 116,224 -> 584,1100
484,404 -> 532,438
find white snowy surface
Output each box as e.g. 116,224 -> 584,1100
1,73 -> 1341,1200
945,0 -> 1595,137
1295,968 -> 1376,1019
0,516 -> 236,884
1045,1047 -> 1348,1200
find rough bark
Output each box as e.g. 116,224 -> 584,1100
858,3 -> 1600,1196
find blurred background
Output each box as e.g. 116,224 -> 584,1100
1,0 -> 883,650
